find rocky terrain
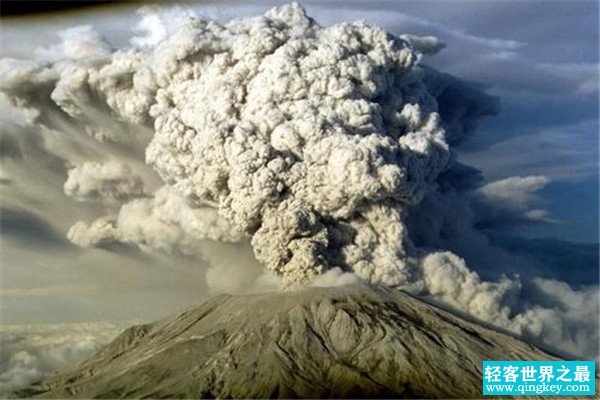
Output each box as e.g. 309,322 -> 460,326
27,284 -> 558,399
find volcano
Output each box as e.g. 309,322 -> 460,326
27,284 -> 557,399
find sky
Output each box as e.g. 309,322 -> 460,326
300,0 -> 600,243
0,0 -> 597,322
3,0 -> 595,245
0,0 -> 598,395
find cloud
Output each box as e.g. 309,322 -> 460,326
139,3 -> 457,287
0,208 -> 70,248
473,175 -> 560,227
0,127 -> 23,159
130,5 -> 195,48
35,25 -> 111,62
0,323 -> 122,398
68,186 -> 244,253
420,252 -> 599,358
400,34 -> 446,55
489,235 -> 599,286
479,176 -> 549,207
1,285 -> 97,299
64,161 -> 146,204
310,267 -> 363,288
0,3 -> 597,361
538,62 -> 598,95
297,3 -> 596,102
67,216 -> 121,249
0,32 -> 152,142
461,119 -> 599,182
203,241 -> 278,295
319,2 -> 597,162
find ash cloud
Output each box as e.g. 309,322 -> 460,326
1,3 -> 597,359
400,34 -> 446,55
141,3 -> 453,287
419,252 -> 598,358
68,186 -> 244,253
64,161 -> 146,204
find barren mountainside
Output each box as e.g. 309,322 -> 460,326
28,284 -> 557,399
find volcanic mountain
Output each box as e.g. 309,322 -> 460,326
27,284 -> 557,399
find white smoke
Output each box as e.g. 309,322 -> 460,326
400,34 -> 446,55
420,252 -> 599,357
310,267 -> 363,288
471,175 -> 559,227
68,186 -> 244,253
130,6 -> 195,48
64,161 -> 146,203
480,175 -> 549,207
477,175 -> 559,221
1,3 -> 597,359
140,3 -> 451,287
35,25 -> 111,62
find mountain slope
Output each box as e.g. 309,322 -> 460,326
29,284 -> 557,399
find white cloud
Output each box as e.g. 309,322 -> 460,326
64,161 -> 146,204
0,3 -> 597,365
474,175 -> 559,225
479,176 -> 549,208
461,119 -> 599,182
0,323 -> 122,397
420,252 -> 599,358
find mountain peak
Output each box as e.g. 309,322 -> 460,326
29,284 -> 556,399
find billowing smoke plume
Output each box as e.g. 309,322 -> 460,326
1,3 -> 597,358
64,161 -> 146,203
68,185 -> 243,253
